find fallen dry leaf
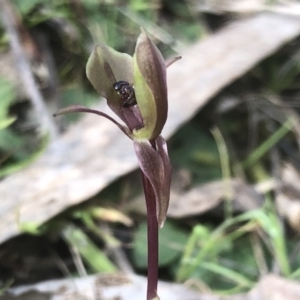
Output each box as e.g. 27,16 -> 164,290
1,13 -> 300,244
128,178 -> 264,218
195,0 -> 300,16
168,178 -> 264,218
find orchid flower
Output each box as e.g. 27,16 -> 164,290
54,28 -> 180,300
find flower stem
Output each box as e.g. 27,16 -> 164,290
141,170 -> 159,300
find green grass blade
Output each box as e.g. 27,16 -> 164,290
242,118 -> 295,169
63,224 -> 117,273
201,261 -> 254,288
211,127 -> 232,219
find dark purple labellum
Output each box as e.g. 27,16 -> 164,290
113,81 -> 137,108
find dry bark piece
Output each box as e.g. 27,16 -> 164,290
6,273 -> 214,300
5,273 -> 300,300
1,13 -> 300,244
247,274 -> 300,300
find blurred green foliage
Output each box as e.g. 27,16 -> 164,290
132,221 -> 188,269
176,204 -> 292,294
0,77 -> 40,175
170,124 -> 222,184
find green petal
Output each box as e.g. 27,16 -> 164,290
133,29 -> 168,140
86,44 -> 134,117
133,61 -> 157,139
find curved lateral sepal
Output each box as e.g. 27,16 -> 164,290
134,136 -> 171,227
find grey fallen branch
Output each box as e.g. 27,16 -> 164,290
0,0 -> 58,139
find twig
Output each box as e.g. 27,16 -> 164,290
0,0 -> 58,140
69,242 -> 87,277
